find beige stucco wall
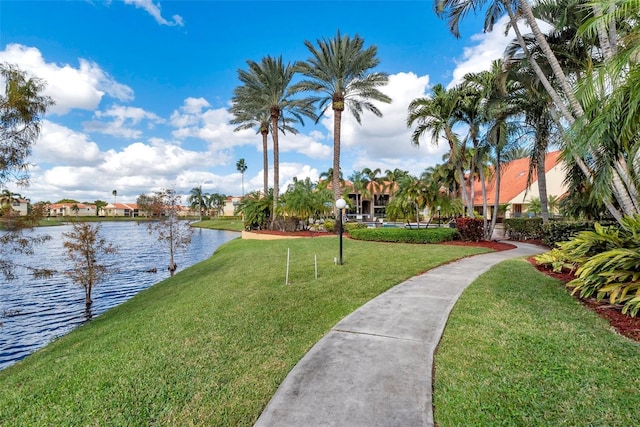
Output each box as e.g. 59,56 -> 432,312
508,163 -> 567,205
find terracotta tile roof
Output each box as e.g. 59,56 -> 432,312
471,151 -> 562,205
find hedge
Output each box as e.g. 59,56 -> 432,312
348,227 -> 459,244
503,218 -> 544,240
541,220 -> 618,248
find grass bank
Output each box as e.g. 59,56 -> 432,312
192,217 -> 245,232
434,258 -> 640,426
0,237 -> 486,425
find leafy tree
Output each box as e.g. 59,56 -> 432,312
55,198 -> 79,204
136,193 -> 163,218
62,222 -> 116,310
144,189 -> 192,276
293,30 -> 392,205
71,203 -> 80,217
1,63 -> 54,188
1,63 -> 54,280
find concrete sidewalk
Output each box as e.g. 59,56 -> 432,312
254,242 -> 546,427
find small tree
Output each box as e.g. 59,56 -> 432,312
1,63 -> 54,280
62,222 -> 116,308
145,189 -> 192,275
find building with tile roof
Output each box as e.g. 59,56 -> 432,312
471,150 -> 567,220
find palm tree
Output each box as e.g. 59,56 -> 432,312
362,167 -> 384,220
234,56 -> 316,228
236,158 -> 248,197
188,186 -> 207,221
111,190 -> 117,217
318,167 -> 344,192
229,103 -> 301,196
348,170 -> 370,217
293,30 -> 392,205
229,107 -> 270,195
384,168 -> 409,203
407,84 -> 473,215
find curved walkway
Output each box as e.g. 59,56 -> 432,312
254,242 -> 546,427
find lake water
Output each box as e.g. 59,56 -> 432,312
0,222 -> 238,370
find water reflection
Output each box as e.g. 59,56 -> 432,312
0,222 -> 237,370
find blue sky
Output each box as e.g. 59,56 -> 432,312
0,0 -> 521,203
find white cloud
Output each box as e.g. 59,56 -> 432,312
123,0 -> 184,27
320,71 -> 449,177
0,44 -> 134,114
448,16 -> 554,88
33,121 -> 103,166
83,105 -> 165,138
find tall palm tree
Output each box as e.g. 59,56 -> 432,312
407,84 -> 473,215
293,30 -> 392,204
229,107 -> 270,195
234,56 -> 316,228
229,102 -> 301,196
111,189 -> 117,217
236,158 -> 248,197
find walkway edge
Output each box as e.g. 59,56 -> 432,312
254,242 -> 547,427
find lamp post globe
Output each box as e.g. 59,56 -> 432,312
335,198 -> 347,265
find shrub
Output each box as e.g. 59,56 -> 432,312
454,217 -> 484,242
323,219 -> 335,233
344,222 -> 367,233
541,220 -> 616,248
536,215 -> 640,316
503,218 -> 543,240
534,248 -> 578,273
349,227 -> 458,244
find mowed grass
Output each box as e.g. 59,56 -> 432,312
434,258 -> 640,426
193,218 -> 245,232
0,237 -> 486,426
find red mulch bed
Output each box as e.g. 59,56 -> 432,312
440,240 -> 517,251
250,230 -> 331,237
527,257 -> 640,342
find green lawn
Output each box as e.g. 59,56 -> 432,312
434,258 -> 640,426
0,237 -> 485,426
192,217 -> 245,232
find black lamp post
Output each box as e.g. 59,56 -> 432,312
437,205 -> 441,226
336,198 -> 347,265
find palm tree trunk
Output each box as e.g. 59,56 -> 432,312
503,3 -> 576,125
261,129 -> 269,196
271,112 -> 280,230
489,153 -> 502,240
516,0 -> 585,118
479,164 -> 489,239
332,108 -> 343,216
537,152 -> 550,223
